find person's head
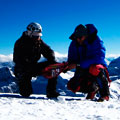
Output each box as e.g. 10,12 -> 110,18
26,22 -> 42,39
69,24 -> 88,45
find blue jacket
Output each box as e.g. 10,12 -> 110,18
68,24 -> 107,69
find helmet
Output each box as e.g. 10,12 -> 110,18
27,22 -> 42,33
69,24 -> 88,40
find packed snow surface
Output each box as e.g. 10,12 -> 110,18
0,78 -> 120,120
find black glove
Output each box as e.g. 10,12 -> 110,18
62,62 -> 69,73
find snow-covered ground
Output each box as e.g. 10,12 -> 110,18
0,53 -> 120,120
0,78 -> 120,120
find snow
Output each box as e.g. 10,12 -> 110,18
0,86 -> 120,120
0,53 -> 120,120
106,54 -> 120,59
0,54 -> 13,63
0,77 -> 120,120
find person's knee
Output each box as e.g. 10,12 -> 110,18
19,84 -> 32,97
20,91 -> 31,97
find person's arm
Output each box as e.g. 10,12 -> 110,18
80,38 -> 106,68
68,41 -> 78,64
41,40 -> 56,63
67,63 -> 76,70
13,36 -> 33,65
62,63 -> 76,73
13,39 -> 25,64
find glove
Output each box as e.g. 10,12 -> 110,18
62,62 -> 69,73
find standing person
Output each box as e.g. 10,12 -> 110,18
66,24 -> 111,101
13,22 -> 59,98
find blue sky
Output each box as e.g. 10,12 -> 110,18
0,0 -> 120,55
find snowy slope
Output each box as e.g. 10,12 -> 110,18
108,57 -> 120,77
0,53 -> 120,120
0,79 -> 120,120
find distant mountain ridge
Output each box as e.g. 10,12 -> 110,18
108,57 -> 120,77
0,53 -> 120,95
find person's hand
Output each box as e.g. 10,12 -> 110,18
63,63 -> 76,73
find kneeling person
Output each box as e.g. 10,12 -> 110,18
13,22 -> 59,98
66,24 -> 110,101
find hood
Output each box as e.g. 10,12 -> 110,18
85,24 -> 98,44
85,24 -> 98,36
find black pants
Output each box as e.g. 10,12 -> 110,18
68,67 -> 110,97
14,61 -> 57,97
67,67 -> 97,93
97,69 -> 110,97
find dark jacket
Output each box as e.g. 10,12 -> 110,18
13,32 -> 55,67
68,24 -> 107,69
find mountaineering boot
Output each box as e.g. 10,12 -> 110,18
86,88 -> 99,100
86,81 -> 99,100
86,91 -> 97,100
15,71 -> 33,97
18,76 -> 33,97
46,77 -> 60,98
97,69 -> 110,102
97,96 -> 109,102
47,91 -> 60,98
